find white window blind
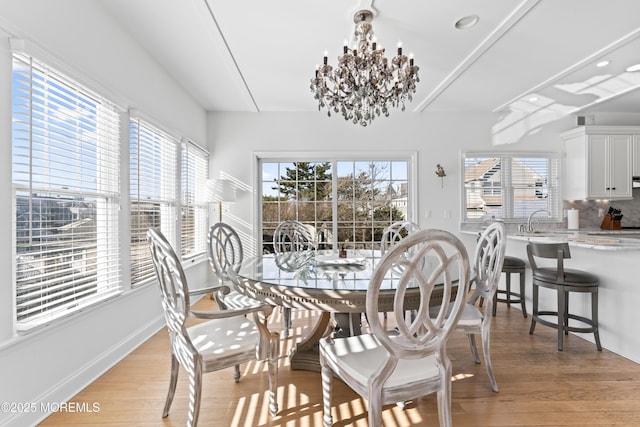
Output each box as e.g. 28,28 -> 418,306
463,153 -> 561,222
12,52 -> 122,330
129,117 -> 178,286
180,141 -> 209,259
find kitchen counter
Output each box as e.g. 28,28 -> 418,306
461,229 -> 640,251
507,229 -> 640,251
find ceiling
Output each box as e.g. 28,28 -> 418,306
97,0 -> 640,123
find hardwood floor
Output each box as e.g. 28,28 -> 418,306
41,297 -> 640,426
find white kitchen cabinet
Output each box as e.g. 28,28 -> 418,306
633,134 -> 640,177
563,126 -> 640,200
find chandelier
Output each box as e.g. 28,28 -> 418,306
310,9 -> 420,126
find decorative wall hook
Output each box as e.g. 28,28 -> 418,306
435,164 -> 446,187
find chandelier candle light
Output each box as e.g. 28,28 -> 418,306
310,9 -> 419,126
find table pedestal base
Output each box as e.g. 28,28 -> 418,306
289,312 -> 335,372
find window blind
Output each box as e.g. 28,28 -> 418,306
129,117 -> 178,286
180,141 -> 209,259
463,153 -> 561,222
12,52 -> 122,330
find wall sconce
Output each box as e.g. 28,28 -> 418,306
435,164 -> 446,187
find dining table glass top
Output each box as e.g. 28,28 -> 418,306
235,249 -> 449,292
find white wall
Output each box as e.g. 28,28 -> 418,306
0,2 -> 208,426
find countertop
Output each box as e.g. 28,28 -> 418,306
461,228 -> 640,251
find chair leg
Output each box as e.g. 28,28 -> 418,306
519,270 -> 528,318
268,332 -> 280,415
367,388 -> 383,427
233,365 -> 240,383
186,360 -> 203,427
437,362 -> 453,427
349,313 -> 362,336
468,333 -> 481,364
557,288 -> 566,351
592,288 -> 603,351
320,355 -> 334,427
505,273 -> 512,308
481,322 -> 498,392
529,283 -> 539,334
162,353 -> 180,418
283,307 -> 291,338
564,291 -> 570,336
492,291 -> 497,317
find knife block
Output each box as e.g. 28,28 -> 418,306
600,214 -> 621,230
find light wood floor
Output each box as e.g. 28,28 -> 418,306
41,297 -> 640,426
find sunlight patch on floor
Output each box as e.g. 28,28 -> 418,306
452,372 -> 475,382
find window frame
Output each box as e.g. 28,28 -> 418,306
180,140 -> 210,261
461,151 -> 562,225
256,151 -> 418,253
128,115 -> 179,287
12,50 -> 123,331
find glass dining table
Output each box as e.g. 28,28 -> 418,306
229,249 -> 454,371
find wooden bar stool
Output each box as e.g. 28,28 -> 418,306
527,242 -> 602,352
492,256 -> 527,318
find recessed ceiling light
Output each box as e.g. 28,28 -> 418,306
626,63 -> 640,72
596,60 -> 610,68
455,15 -> 479,30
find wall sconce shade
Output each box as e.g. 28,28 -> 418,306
207,179 -> 237,223
207,179 -> 237,203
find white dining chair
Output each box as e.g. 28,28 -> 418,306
455,221 -> 506,392
380,220 -> 421,254
319,229 -> 471,427
380,220 -> 421,320
208,222 -> 263,311
273,220 -> 317,337
148,227 -> 279,427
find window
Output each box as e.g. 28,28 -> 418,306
261,159 -> 412,253
462,152 -> 561,223
12,51 -> 122,330
180,141 -> 209,259
129,116 -> 178,286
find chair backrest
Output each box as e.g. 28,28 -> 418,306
380,221 -> 421,254
527,242 -> 571,282
147,228 -> 192,347
470,222 -> 507,303
366,229 -> 470,362
208,222 -> 243,281
273,220 -> 316,253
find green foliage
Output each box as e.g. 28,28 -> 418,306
273,162 -> 332,201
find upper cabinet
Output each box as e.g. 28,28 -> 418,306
633,135 -> 640,177
563,126 -> 640,200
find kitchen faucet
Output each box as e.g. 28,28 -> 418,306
525,209 -> 551,233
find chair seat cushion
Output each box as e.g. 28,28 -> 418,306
533,267 -> 599,285
428,303 -> 482,331
320,334 -> 440,389
456,303 -> 483,328
503,256 -> 525,268
187,316 -> 259,369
